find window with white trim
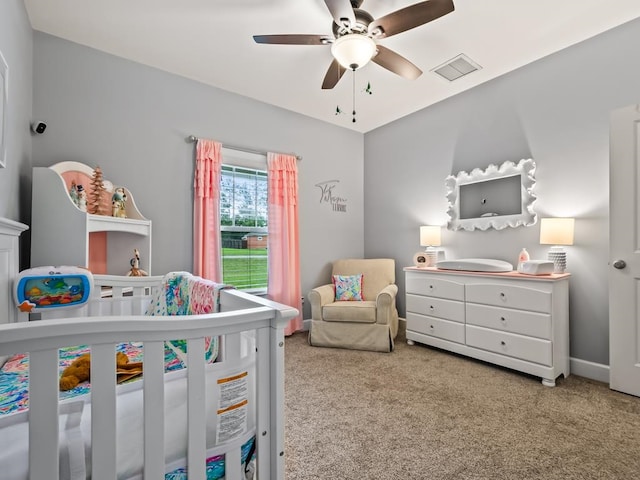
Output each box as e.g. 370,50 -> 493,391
220,150 -> 268,293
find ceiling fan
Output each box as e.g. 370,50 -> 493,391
253,0 -> 455,89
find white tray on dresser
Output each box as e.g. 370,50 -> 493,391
404,266 -> 570,387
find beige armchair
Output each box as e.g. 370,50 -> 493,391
308,258 -> 399,352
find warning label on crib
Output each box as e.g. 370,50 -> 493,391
216,371 -> 249,444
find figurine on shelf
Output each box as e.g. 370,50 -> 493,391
127,249 -> 148,277
69,180 -> 79,207
111,187 -> 127,218
76,184 -> 87,212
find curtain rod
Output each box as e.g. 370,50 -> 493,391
187,135 -> 302,161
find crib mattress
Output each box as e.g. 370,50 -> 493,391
0,334 -> 256,480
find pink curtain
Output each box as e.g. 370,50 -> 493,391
193,139 -> 223,282
267,152 -> 303,335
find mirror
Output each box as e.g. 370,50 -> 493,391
445,158 -> 537,231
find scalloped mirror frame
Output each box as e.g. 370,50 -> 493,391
445,158 -> 537,231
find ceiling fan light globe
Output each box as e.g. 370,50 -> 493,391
331,34 -> 376,70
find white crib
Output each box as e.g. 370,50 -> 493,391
0,272 -> 297,480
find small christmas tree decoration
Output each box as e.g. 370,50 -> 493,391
89,166 -> 106,215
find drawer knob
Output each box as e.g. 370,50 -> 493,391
500,316 -> 506,322
430,325 -> 434,329
429,305 -> 435,311
500,341 -> 506,346
500,292 -> 506,298
429,285 -> 434,290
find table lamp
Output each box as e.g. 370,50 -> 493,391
539,218 -> 575,273
420,225 -> 442,267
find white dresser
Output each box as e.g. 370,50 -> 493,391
404,267 -> 570,386
0,218 -> 29,324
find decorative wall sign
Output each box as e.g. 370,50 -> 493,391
315,179 -> 348,213
0,50 -> 7,169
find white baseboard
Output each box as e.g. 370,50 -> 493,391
569,357 -> 609,384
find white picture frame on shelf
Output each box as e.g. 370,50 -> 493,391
0,50 -> 7,169
413,251 -> 430,268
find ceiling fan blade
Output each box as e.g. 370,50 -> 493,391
372,45 -> 422,80
322,59 -> 347,89
368,0 -> 454,39
323,0 -> 356,28
253,34 -> 330,45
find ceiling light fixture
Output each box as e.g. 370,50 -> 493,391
331,34 -> 377,70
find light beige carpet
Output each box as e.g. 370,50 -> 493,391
284,323 -> 640,479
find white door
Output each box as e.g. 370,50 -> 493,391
609,104 -> 640,397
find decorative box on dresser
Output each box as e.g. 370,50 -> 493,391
404,267 -> 570,386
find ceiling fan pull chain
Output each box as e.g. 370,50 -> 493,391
352,69 -> 357,123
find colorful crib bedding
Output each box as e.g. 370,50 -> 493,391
0,271 -> 231,418
166,437 -> 256,480
0,339 -> 218,417
0,334 -> 256,480
146,270 -> 231,316
0,272 -> 254,480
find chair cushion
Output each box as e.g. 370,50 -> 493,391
322,301 -> 377,323
333,274 -> 364,301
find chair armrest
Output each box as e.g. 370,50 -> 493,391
376,284 -> 398,325
308,284 -> 335,321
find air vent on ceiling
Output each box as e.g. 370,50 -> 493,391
431,54 -> 481,81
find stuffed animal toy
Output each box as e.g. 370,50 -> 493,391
126,248 -> 148,277
59,351 -> 143,391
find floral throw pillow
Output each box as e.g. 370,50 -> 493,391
333,274 -> 364,301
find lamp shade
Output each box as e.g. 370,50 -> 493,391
420,226 -> 442,247
539,218 -> 575,246
331,34 -> 377,70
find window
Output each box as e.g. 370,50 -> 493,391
220,163 -> 268,292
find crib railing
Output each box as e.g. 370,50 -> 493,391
0,278 -> 297,480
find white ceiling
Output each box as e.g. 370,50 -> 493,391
23,0 -> 640,133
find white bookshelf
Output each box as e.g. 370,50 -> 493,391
31,162 -> 152,275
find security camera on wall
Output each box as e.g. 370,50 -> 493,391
30,121 -> 47,135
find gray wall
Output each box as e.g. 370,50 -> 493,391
364,17 -> 640,366
21,14 -> 640,367
0,0 -> 33,266
31,32 -> 364,320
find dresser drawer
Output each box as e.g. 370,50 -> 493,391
466,325 -> 552,366
466,303 -> 552,339
405,274 -> 464,301
465,283 -> 551,313
407,312 -> 465,344
406,294 -> 465,323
